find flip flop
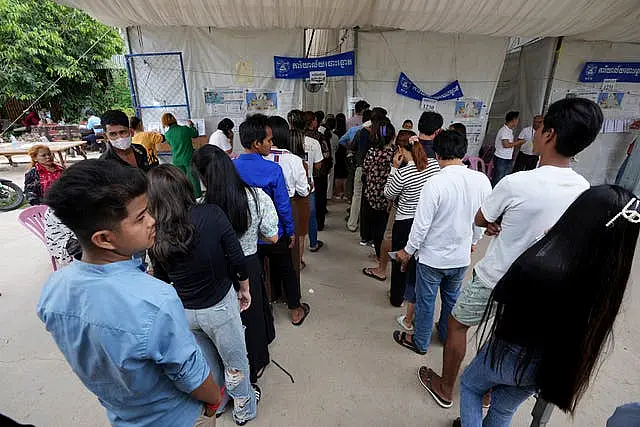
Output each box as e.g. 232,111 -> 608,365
292,303 -> 310,326
362,267 -> 387,282
393,330 -> 426,355
417,366 -> 453,408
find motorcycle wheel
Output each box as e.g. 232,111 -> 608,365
0,181 -> 25,211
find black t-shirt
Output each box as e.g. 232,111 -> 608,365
100,143 -> 152,172
419,138 -> 436,159
154,203 -> 248,310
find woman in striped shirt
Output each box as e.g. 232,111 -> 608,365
385,131 -> 440,330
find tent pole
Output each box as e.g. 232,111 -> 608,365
541,37 -> 563,114
352,26 -> 359,97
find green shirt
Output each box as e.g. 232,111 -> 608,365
164,124 -> 198,165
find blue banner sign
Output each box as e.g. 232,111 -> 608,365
579,62 -> 640,83
396,72 -> 464,101
274,51 -> 355,79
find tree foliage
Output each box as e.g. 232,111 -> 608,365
0,0 -> 128,119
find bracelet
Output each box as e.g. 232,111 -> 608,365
206,386 -> 226,413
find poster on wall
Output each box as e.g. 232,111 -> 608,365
597,92 -> 625,109
454,100 -> 483,119
274,51 -> 355,79
177,119 -> 206,136
246,91 -> 278,113
204,89 -> 245,116
579,62 -> 640,83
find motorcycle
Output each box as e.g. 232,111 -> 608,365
0,177 -> 24,211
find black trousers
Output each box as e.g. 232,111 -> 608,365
315,175 -> 328,230
362,197 -> 388,257
513,152 -> 539,172
389,218 -> 416,307
258,236 -> 301,310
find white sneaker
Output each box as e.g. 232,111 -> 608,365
396,315 -> 414,332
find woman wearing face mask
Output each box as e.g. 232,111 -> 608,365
99,110 -> 152,172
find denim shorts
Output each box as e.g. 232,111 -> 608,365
452,272 -> 494,326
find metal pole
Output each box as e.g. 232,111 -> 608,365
530,396 -> 554,427
178,52 -> 191,119
541,37 -> 563,114
352,26 -> 359,98
124,27 -> 140,117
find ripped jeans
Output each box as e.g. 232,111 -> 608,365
184,286 -> 257,424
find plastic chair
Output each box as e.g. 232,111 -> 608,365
18,205 -> 57,271
464,156 -> 487,174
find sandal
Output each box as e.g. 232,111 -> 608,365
362,267 -> 386,282
393,330 -> 426,355
292,303 -> 310,326
417,366 -> 453,408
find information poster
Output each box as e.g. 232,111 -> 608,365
597,92 -> 624,109
204,89 -> 245,116
454,100 -> 483,119
246,91 -> 278,113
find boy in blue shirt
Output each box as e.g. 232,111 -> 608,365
37,159 -> 220,427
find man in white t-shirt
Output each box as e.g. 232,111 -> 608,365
393,130 -> 491,356
420,97 -> 604,410
208,118 -> 234,154
513,114 -> 543,172
492,111 -> 524,186
304,134 -> 324,251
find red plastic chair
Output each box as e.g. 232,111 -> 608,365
18,205 -> 57,271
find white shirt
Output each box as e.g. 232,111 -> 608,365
518,126 -> 536,156
474,166 -> 589,288
304,136 -> 323,191
209,129 -> 231,152
264,148 -> 310,198
494,124 -> 515,160
405,165 -> 492,269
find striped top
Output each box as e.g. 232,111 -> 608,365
384,159 -> 440,220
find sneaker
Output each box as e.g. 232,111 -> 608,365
359,240 -> 369,246
235,385 -> 261,426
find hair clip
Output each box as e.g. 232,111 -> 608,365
409,135 -> 419,146
380,125 -> 387,137
606,198 -> 640,227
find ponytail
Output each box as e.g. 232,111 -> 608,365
411,141 -> 428,171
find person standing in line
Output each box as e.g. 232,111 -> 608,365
384,132 -> 440,315
456,185 -> 639,427
192,145 -> 279,389
346,99 -> 370,129
492,111 -> 524,186
130,116 -> 162,168
209,118 -> 235,155
393,130 -> 491,355
100,110 -> 152,172
421,98 -> 603,411
266,115 -> 310,282
417,112 -> 444,158
162,112 -> 202,197
513,114 -> 543,172
300,111 -> 325,252
324,115 -> 339,200
333,114 -> 349,200
39,160 -> 221,427
305,111 -> 332,234
360,120 -> 396,279
341,109 -> 372,204
402,120 -> 414,131
234,114 -> 311,326
147,165 -> 259,425
347,108 -> 386,236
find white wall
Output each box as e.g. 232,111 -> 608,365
355,31 -> 508,155
547,38 -> 640,184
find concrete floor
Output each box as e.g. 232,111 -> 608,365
0,158 -> 639,426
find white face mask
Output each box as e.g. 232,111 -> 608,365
111,136 -> 132,150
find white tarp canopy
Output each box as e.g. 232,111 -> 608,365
63,0 -> 640,42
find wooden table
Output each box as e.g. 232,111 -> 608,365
0,141 -> 87,167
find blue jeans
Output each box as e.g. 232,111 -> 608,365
413,263 -> 467,352
308,191 -> 318,247
492,157 -> 512,187
460,342 -> 538,427
184,287 -> 257,424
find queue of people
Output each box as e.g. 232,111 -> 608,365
31,96 -> 640,427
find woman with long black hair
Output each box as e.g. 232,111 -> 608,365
192,145 -> 279,387
455,185 -> 640,426
147,164 -> 259,425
